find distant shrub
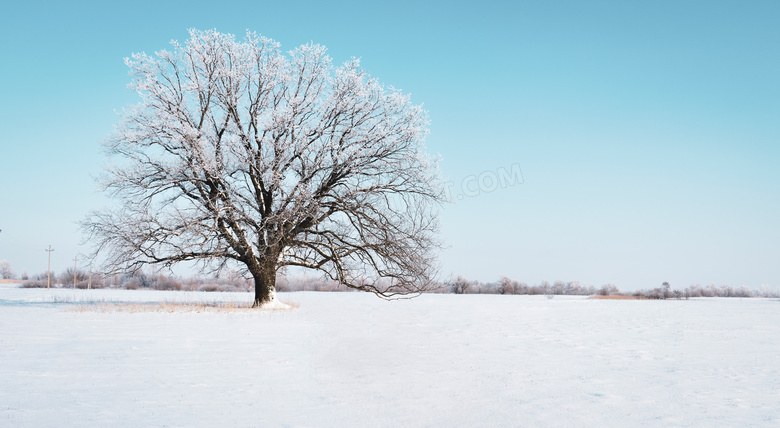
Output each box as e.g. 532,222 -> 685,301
197,284 -> 221,292
60,268 -> 88,288
123,278 -> 140,290
22,280 -> 47,288
155,276 -> 183,291
598,284 -> 620,296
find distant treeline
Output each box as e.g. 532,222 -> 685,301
18,269 -> 780,299
19,269 -> 351,293
443,276 -> 780,299
21,270 -> 250,292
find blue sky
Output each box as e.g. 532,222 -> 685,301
1,0 -> 778,290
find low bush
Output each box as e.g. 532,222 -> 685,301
21,280 -> 48,288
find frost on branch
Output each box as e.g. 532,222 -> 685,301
82,29 -> 444,306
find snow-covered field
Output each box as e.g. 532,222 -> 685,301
1,286 -> 778,427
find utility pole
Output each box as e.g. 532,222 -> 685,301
45,246 -> 54,290
73,256 -> 78,290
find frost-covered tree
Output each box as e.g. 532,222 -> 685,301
448,276 -> 471,294
0,260 -> 15,280
498,276 -> 516,295
82,29 -> 443,306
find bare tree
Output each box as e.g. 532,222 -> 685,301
662,281 -> 672,299
82,29 -> 443,306
448,276 -> 471,295
598,283 -> 619,296
498,276 -> 516,295
0,260 -> 15,280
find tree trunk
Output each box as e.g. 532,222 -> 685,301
252,261 -> 278,307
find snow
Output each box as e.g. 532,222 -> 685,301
1,288 -> 778,427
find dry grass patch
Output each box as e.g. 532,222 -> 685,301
70,300 -> 299,313
0,279 -> 24,284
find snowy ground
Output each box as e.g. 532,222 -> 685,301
1,286 -> 778,427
